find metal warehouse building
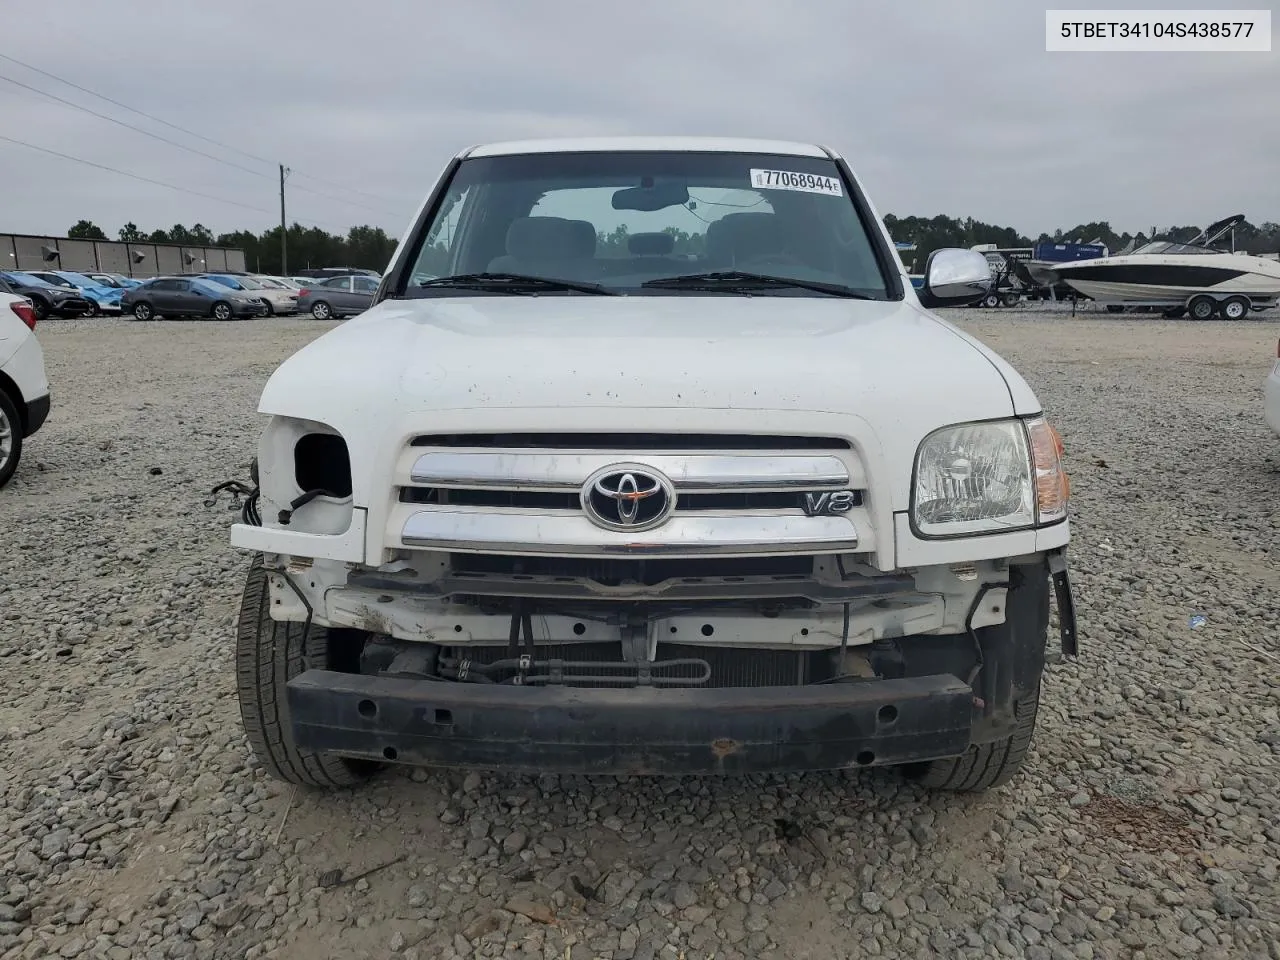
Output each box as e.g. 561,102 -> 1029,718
2,233 -> 246,278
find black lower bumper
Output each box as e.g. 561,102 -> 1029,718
287,670 -> 977,775
52,298 -> 94,317
25,393 -> 50,436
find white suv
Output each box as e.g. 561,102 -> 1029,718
0,293 -> 51,488
225,137 -> 1076,793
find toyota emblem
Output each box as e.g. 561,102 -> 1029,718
581,464 -> 676,531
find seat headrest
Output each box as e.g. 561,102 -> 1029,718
628,232 -> 675,256
706,212 -> 789,263
505,217 -> 597,260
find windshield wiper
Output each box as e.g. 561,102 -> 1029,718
641,270 -> 871,298
416,272 -> 617,296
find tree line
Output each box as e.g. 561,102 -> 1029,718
64,213 -> 1280,277
66,219 -> 399,274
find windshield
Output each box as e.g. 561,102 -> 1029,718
1132,241 -> 1218,256
396,151 -> 893,298
234,276 -> 264,289
192,279 -> 232,297
58,272 -> 97,286
2,272 -> 55,288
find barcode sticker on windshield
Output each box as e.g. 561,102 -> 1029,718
750,169 -> 843,196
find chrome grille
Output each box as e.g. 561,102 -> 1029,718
411,432 -> 851,450
392,434 -> 872,558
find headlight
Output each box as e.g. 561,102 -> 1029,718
912,417 -> 1068,537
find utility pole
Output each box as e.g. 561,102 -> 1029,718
279,164 -> 290,274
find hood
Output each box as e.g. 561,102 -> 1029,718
258,296 -> 1046,514
261,293 -> 1035,421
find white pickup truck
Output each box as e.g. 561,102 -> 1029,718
226,137 -> 1076,793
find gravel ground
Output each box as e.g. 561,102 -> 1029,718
2,308 -> 1279,960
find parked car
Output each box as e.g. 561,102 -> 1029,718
120,276 -> 268,321
251,276 -> 309,296
225,136 -> 1074,793
251,276 -> 293,289
198,273 -> 297,316
0,272 -> 94,320
25,270 -> 125,315
295,272 -> 379,319
0,291 -> 51,488
287,276 -> 321,289
87,273 -> 142,290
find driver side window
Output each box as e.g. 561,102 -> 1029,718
417,186 -> 471,277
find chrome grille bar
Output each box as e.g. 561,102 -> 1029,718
409,452 -> 856,492
400,509 -> 860,557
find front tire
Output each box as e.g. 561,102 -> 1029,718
0,389 -> 23,490
132,301 -> 154,321
310,300 -> 333,320
905,685 -> 1040,792
902,561 -> 1049,792
981,294 -> 1000,309
236,556 -> 377,788
211,301 -> 233,321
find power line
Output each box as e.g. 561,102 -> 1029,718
0,134 -> 273,215
290,170 -> 402,208
0,134 -> 347,231
282,180 -> 400,216
0,50 -> 403,209
0,51 -> 276,166
0,70 -> 397,218
0,72 -> 272,181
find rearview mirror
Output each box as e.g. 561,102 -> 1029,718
917,248 -> 993,308
612,180 -> 690,212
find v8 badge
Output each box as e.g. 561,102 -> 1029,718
802,490 -> 857,516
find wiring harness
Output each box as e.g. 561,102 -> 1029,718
206,478 -> 262,525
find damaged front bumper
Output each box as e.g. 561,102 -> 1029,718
287,670 -> 977,775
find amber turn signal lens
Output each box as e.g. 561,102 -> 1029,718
1026,416 -> 1069,523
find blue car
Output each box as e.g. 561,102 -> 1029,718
26,270 -> 125,315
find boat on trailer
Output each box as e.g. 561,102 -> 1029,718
1047,215 -> 1280,319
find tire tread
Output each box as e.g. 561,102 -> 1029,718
907,685 -> 1040,792
235,556 -> 371,788
0,389 -> 23,489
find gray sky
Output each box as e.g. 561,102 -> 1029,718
2,0 -> 1277,241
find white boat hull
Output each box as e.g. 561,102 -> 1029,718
1063,278 -> 1280,304
1052,251 -> 1280,305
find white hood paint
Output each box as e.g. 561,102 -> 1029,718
262,296 -> 1029,415
257,296 -> 1042,515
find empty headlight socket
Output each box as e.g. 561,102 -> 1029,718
279,433 -> 353,525
294,433 -> 352,497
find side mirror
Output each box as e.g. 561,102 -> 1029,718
916,248 -> 993,308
